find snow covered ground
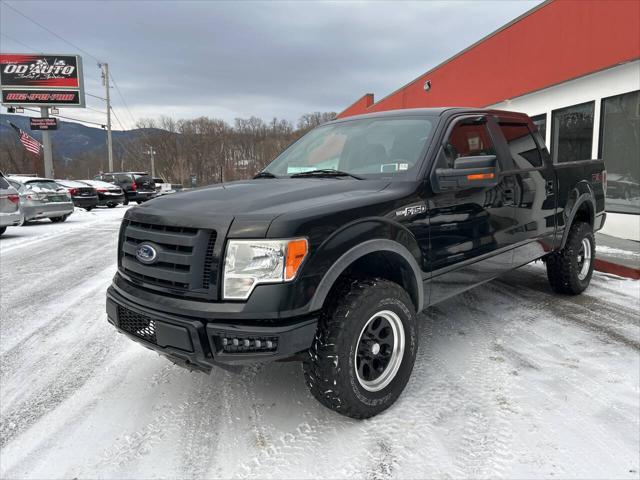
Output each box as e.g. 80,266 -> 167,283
1,206 -> 639,479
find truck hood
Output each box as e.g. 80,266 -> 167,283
141,178 -> 391,216
132,178 -> 394,237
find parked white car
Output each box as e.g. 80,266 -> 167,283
7,176 -> 74,223
152,177 -> 175,195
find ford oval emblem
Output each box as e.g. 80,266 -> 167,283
135,242 -> 158,264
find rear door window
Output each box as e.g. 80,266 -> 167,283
115,174 -> 133,184
498,123 -> 543,168
0,175 -> 9,189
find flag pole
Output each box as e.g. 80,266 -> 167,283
40,106 -> 54,178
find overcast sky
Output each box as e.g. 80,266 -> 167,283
0,0 -> 540,130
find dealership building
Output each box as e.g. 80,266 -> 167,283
338,0 -> 640,241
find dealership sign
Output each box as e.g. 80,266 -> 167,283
30,117 -> 58,130
0,54 -> 85,107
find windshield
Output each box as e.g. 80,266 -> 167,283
263,116 -> 435,178
25,180 -> 63,192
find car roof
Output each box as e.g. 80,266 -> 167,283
82,179 -> 120,187
56,179 -> 90,187
102,171 -> 149,175
325,107 -> 531,125
7,176 -> 55,183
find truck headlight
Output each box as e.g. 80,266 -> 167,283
223,238 -> 308,300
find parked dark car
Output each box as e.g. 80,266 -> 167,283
106,108 -> 606,419
94,172 -> 155,205
80,179 -> 126,208
56,179 -> 98,211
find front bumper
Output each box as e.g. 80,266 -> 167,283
106,284 -> 318,371
0,210 -> 22,227
22,202 -> 74,221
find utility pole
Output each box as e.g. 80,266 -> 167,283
99,62 -> 113,172
40,106 -> 54,178
145,145 -> 156,177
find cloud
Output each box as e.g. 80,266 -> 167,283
0,0 -> 541,128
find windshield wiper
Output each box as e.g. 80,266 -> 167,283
253,171 -> 278,179
290,169 -> 363,180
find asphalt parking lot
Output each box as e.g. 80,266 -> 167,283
1,207 -> 638,479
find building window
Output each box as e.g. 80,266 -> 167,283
551,101 -> 595,163
531,114 -> 546,140
498,123 -> 542,168
599,90 -> 640,215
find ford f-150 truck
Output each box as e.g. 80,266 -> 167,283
107,108 -> 606,419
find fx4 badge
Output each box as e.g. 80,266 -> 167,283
396,204 -> 426,217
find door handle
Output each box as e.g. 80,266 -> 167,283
503,188 -> 515,206
546,180 -> 555,196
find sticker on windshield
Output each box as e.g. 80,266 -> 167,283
287,166 -> 316,174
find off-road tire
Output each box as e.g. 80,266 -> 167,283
546,221 -> 595,295
303,278 -> 418,419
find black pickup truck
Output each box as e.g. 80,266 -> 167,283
107,108 -> 605,419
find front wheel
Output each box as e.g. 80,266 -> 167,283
546,221 -> 595,295
303,278 -> 418,419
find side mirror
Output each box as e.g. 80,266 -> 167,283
433,154 -> 498,192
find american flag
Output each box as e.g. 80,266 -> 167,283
9,122 -> 42,155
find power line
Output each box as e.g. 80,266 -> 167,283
109,74 -> 137,128
17,107 -> 106,127
2,1 -> 102,63
85,106 -> 107,115
0,32 -> 42,53
86,93 -> 107,102
109,73 -> 156,145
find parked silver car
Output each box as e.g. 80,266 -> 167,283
7,176 -> 74,223
0,171 -> 22,236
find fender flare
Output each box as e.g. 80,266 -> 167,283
560,188 -> 595,249
309,238 -> 425,312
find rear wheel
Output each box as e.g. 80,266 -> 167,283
85,207 -> 93,212
107,203 -> 116,208
546,221 -> 595,295
303,278 -> 418,419
136,200 -> 143,205
0,226 -> 6,236
123,198 -> 129,206
50,215 -> 69,223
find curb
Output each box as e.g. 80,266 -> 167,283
594,258 -> 640,280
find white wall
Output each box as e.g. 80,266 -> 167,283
489,60 -> 640,241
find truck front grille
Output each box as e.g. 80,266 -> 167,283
119,219 -> 219,299
117,306 -> 157,344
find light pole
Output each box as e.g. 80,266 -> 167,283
99,62 -> 113,172
145,146 -> 156,177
